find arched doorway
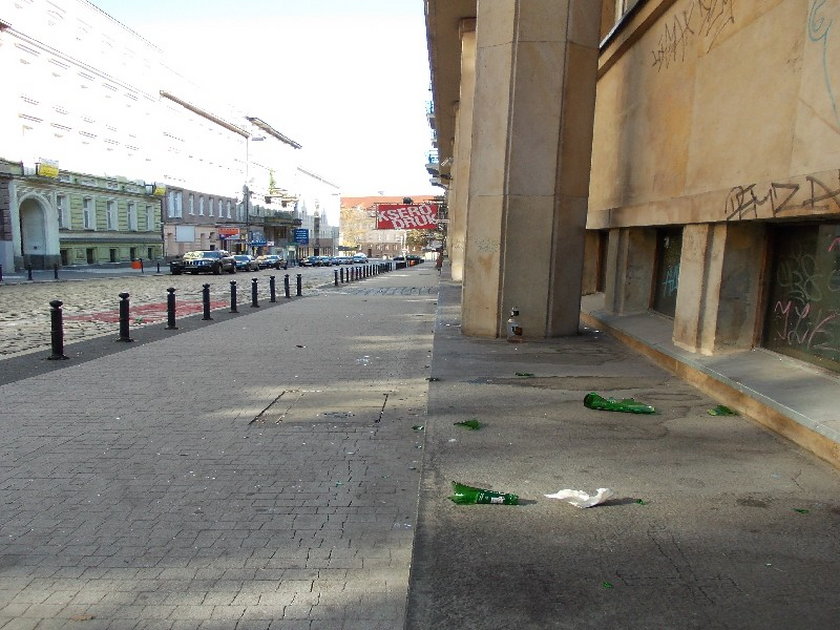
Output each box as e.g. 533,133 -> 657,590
19,197 -> 47,269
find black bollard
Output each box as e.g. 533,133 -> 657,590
284,274 -> 291,299
156,261 -> 161,274
251,278 -> 260,308
334,270 -> 339,286
47,300 -> 69,360
53,264 -> 59,280
0,264 -> 3,282
340,267 -> 345,284
139,258 -> 144,274
166,287 -> 178,330
202,284 -> 212,320
230,280 -> 238,313
27,266 -> 33,281
117,292 -> 134,342
296,273 -> 302,296
269,275 -> 276,303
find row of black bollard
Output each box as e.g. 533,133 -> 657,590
45,274 -> 311,361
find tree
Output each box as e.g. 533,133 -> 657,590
340,205 -> 374,252
405,229 -> 429,251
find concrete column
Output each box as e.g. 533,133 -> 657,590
448,20 -> 476,283
674,223 -> 766,355
462,0 -> 602,337
604,227 -> 656,315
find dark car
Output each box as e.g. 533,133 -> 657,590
233,254 -> 259,272
256,254 -> 285,269
170,250 -> 236,275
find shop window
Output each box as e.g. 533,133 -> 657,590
652,227 -> 682,318
763,224 -> 840,373
109,248 -> 117,262
86,248 -> 95,263
60,249 -> 69,266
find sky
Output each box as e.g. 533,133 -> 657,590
91,0 -> 438,198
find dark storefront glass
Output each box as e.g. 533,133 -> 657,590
652,228 -> 682,317
763,223 -> 840,373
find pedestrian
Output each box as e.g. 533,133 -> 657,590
435,249 -> 444,273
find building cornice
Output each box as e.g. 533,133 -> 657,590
160,91 -> 249,138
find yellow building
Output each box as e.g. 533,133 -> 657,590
425,0 -> 840,465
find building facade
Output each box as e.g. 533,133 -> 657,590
0,158 -> 162,269
0,0 -> 333,269
425,0 -> 840,465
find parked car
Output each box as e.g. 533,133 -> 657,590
170,250 -> 236,275
233,254 -> 259,272
351,254 -> 368,264
256,254 -> 285,269
406,254 -> 424,265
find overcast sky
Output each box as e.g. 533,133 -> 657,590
90,0 -> 438,197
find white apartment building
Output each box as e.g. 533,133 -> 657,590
0,0 -> 335,270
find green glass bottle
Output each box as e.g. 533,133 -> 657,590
449,481 -> 519,505
583,392 -> 656,414
454,419 -> 481,430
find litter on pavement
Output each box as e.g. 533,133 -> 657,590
544,487 -> 615,508
583,392 -> 656,414
454,419 -> 482,430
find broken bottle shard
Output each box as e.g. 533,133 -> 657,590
583,392 -> 655,414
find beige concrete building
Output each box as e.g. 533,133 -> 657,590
426,0 -> 840,466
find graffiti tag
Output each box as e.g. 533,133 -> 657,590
651,0 -> 735,71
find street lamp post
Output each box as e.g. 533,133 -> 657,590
243,184 -> 250,255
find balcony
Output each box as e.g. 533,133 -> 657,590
426,150 -> 439,175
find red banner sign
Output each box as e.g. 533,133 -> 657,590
376,204 -> 438,230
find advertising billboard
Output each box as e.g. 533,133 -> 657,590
376,204 -> 438,230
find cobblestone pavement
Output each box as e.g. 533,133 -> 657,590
0,268 -> 344,358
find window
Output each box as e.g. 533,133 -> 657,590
167,191 -> 182,218
127,202 -> 137,230
764,224 -> 840,373
188,194 -> 195,215
83,197 -> 94,229
56,194 -> 69,228
199,196 -> 205,216
106,200 -> 116,230
208,197 -> 214,217
145,205 -> 155,231
652,228 -> 682,318
226,200 -> 232,218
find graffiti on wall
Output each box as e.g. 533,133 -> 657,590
808,0 -> 840,130
767,230 -> 840,364
723,171 -> 840,221
651,0 -> 735,71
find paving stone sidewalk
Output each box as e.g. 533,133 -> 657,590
0,266 -> 439,629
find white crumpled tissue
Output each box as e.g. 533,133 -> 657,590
544,487 -> 615,508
